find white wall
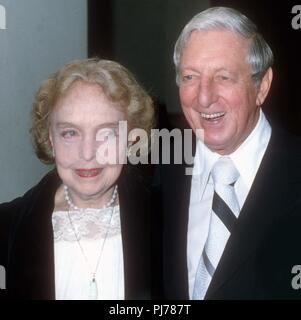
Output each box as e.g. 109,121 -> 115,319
0,0 -> 87,202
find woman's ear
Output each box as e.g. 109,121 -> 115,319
256,67 -> 273,106
49,128 -> 55,157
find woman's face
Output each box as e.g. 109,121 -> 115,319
49,80 -> 126,207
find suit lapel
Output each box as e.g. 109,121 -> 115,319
205,129 -> 293,298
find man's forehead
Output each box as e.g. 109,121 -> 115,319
187,28 -> 249,45
180,29 -> 250,66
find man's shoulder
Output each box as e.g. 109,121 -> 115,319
265,125 -> 301,166
270,125 -> 301,150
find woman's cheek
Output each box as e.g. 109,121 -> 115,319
54,141 -> 79,167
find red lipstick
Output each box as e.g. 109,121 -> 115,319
75,168 -> 102,178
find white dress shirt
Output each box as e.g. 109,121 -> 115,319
187,109 -> 272,299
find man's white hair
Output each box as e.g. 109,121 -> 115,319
174,7 -> 274,86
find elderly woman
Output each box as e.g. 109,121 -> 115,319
0,58 -> 155,299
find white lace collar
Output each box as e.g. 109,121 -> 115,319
52,205 -> 121,242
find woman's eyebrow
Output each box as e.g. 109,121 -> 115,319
55,121 -> 120,129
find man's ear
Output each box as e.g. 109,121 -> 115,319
256,67 -> 273,106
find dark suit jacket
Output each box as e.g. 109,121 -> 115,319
0,165 -> 153,300
160,127 -> 301,299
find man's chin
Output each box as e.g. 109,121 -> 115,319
204,139 -> 232,155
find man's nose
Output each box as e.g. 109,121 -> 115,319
197,79 -> 218,108
80,136 -> 96,162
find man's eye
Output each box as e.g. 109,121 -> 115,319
217,75 -> 231,81
182,75 -> 194,81
61,130 -> 78,138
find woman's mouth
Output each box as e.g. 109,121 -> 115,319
75,168 -> 102,178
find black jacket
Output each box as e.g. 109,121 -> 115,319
160,127 -> 301,299
0,165 -> 154,300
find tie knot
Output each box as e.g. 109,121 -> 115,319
211,157 -> 239,186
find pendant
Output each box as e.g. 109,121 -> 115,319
89,278 -> 98,300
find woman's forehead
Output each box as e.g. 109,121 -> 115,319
51,82 -> 125,125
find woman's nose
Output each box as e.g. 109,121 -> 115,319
80,137 -> 96,162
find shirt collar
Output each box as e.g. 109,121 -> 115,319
229,109 -> 271,189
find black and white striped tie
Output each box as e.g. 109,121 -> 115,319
193,157 -> 240,299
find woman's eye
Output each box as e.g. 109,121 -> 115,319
96,129 -> 117,142
61,130 -> 78,138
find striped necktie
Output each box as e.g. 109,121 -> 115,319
193,157 -> 240,299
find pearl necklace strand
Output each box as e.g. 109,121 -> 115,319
63,184 -> 118,299
63,185 -> 118,212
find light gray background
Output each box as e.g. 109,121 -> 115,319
0,0 -> 87,202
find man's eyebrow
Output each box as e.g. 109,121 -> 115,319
179,68 -> 202,78
180,66 -> 200,73
180,67 -> 235,74
215,67 -> 228,72
214,67 -> 234,73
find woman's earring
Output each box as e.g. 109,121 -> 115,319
52,148 -> 55,158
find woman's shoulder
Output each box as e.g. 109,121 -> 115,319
0,188 -> 33,225
0,170 -> 60,225
0,196 -> 23,266
0,196 -> 23,232
0,186 -> 35,236
0,170 -> 60,261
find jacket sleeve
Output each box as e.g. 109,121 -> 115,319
0,198 -> 23,269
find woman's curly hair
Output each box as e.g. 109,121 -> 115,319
31,58 -> 155,164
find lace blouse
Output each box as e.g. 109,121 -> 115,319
52,205 -> 124,300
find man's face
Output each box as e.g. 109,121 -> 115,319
179,29 -> 271,155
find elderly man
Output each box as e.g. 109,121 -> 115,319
160,7 -> 301,299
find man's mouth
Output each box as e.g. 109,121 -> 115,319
200,112 -> 226,120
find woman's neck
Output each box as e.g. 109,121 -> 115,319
54,184 -> 116,211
